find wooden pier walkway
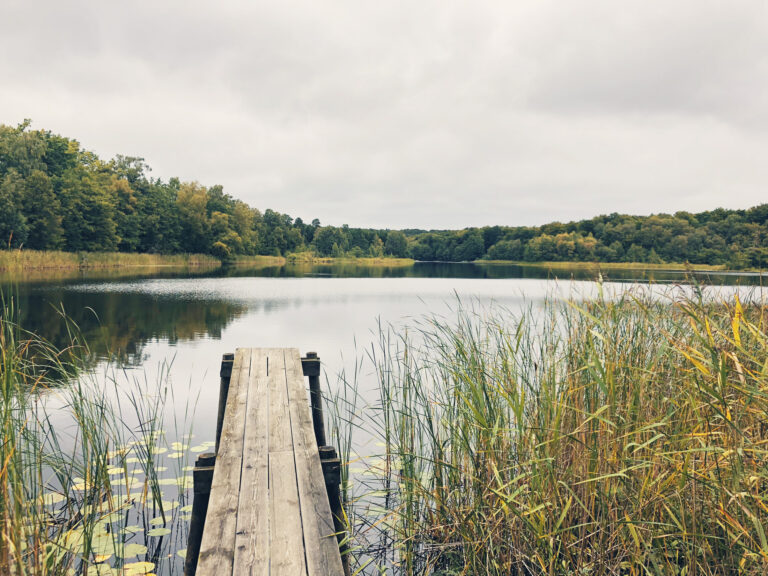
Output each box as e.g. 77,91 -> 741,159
184,348 -> 346,576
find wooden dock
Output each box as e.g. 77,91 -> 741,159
184,348 -> 346,576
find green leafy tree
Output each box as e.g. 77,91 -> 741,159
23,169 -> 63,249
384,230 -> 408,257
0,170 -> 28,247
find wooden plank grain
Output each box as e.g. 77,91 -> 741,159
284,349 -> 346,576
269,348 -> 293,453
269,449 -> 308,575
196,348 -> 251,576
232,349 -> 270,576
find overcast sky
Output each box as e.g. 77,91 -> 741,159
1,1 -> 766,229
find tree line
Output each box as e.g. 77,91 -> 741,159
1,121 -> 766,268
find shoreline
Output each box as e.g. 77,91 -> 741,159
1,249 -> 761,276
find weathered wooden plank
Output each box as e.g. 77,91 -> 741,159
197,348 -> 251,576
232,349 -> 270,576
269,449 -> 308,575
268,348 -> 293,453
284,349 -> 346,576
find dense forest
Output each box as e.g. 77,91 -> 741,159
1,121 -> 766,268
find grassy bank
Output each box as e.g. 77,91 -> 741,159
333,288 -> 768,575
226,254 -> 286,267
287,251 -> 414,266
0,249 -> 220,272
479,259 -> 730,272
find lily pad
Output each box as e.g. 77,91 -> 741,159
42,492 -> 66,506
167,452 -> 183,459
123,561 -> 155,575
117,543 -> 147,558
177,549 -> 187,559
147,527 -> 171,537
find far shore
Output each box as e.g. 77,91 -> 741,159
478,259 -> 734,272
1,248 -> 761,277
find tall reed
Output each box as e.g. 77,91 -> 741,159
333,287 -> 768,575
0,298 -> 190,575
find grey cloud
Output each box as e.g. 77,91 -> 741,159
1,0 -> 767,229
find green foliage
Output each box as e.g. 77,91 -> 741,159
1,121 -> 766,267
385,230 -> 408,257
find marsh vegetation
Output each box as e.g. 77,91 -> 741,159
0,299 -> 208,576
332,288 -> 768,575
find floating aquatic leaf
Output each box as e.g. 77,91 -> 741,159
161,500 -> 179,510
157,478 -> 179,486
180,505 -> 193,513
92,565 -> 118,576
123,561 -> 155,574
182,466 -> 194,472
190,445 -> 207,452
170,442 -> 188,451
117,543 -> 148,558
108,446 -> 131,459
167,452 -> 183,459
91,531 -> 116,556
154,466 -> 168,472
149,516 -> 167,526
126,457 -> 142,463
94,553 -> 113,563
107,467 -> 124,476
122,524 -> 144,534
147,527 -> 171,537
177,549 -> 187,559
42,492 -> 66,506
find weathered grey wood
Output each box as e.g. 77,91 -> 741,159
301,352 -> 326,448
269,449 -> 308,575
232,349 -> 270,576
215,353 -> 235,453
268,348 -> 293,453
285,349 -> 346,576
193,347 -> 344,576
196,349 -> 251,575
185,452 -> 216,576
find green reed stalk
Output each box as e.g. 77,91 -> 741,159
0,297 -> 187,575
338,288 -> 768,575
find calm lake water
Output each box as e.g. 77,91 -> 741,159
5,260 -> 766,438
3,261 -> 764,574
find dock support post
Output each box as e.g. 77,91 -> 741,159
215,353 -> 234,454
320,446 -> 350,576
301,351 -> 327,448
184,452 -> 216,576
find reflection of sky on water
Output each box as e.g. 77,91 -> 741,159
10,269 -> 766,469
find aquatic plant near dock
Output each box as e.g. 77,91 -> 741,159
336,288 -> 768,575
0,299 -> 201,575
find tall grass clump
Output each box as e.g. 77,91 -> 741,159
335,287 -> 768,575
0,298 -> 193,575
0,249 -> 220,271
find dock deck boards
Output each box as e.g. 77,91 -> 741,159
195,348 -> 344,576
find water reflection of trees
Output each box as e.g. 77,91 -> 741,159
12,289 -> 246,366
